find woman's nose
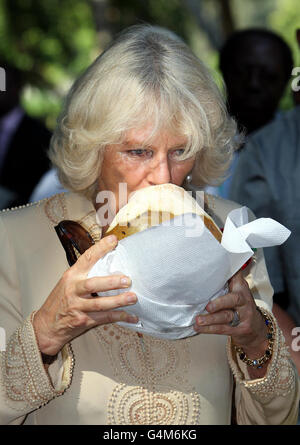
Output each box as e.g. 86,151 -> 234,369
147,155 -> 171,185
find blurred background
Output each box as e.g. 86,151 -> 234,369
0,0 -> 299,130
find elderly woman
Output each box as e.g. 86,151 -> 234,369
0,25 -> 298,425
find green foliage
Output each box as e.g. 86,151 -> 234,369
0,0 -> 299,128
0,0 -> 98,127
109,0 -> 191,44
268,0 -> 300,110
268,0 -> 300,65
231,0 -> 276,29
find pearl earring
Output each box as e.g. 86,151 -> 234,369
186,174 -> 192,184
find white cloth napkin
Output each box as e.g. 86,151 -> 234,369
88,207 -> 290,339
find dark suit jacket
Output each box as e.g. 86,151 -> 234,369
0,113 -> 52,208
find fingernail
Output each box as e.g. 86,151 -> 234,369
197,316 -> 204,325
126,293 -> 137,304
121,277 -> 131,286
207,302 -> 214,312
127,315 -> 138,324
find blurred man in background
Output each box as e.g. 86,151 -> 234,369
206,28 -> 293,198
229,30 -> 300,374
220,28 -> 293,135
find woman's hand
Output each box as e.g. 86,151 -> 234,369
194,270 -> 269,362
33,235 -> 137,356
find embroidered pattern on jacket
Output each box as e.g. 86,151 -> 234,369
94,324 -> 201,425
0,318 -> 57,411
227,308 -> 296,403
44,193 -> 68,224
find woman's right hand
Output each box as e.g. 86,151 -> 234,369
33,235 -> 138,356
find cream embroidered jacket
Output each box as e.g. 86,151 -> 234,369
0,192 -> 299,425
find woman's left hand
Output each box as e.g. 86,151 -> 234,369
194,270 -> 269,358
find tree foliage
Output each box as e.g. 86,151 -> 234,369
0,0 -> 98,126
0,0 -> 299,127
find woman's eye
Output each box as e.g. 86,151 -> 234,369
126,149 -> 152,158
169,148 -> 186,159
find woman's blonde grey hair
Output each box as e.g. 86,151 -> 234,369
49,24 -> 240,200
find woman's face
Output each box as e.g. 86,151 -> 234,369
96,124 -> 195,219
